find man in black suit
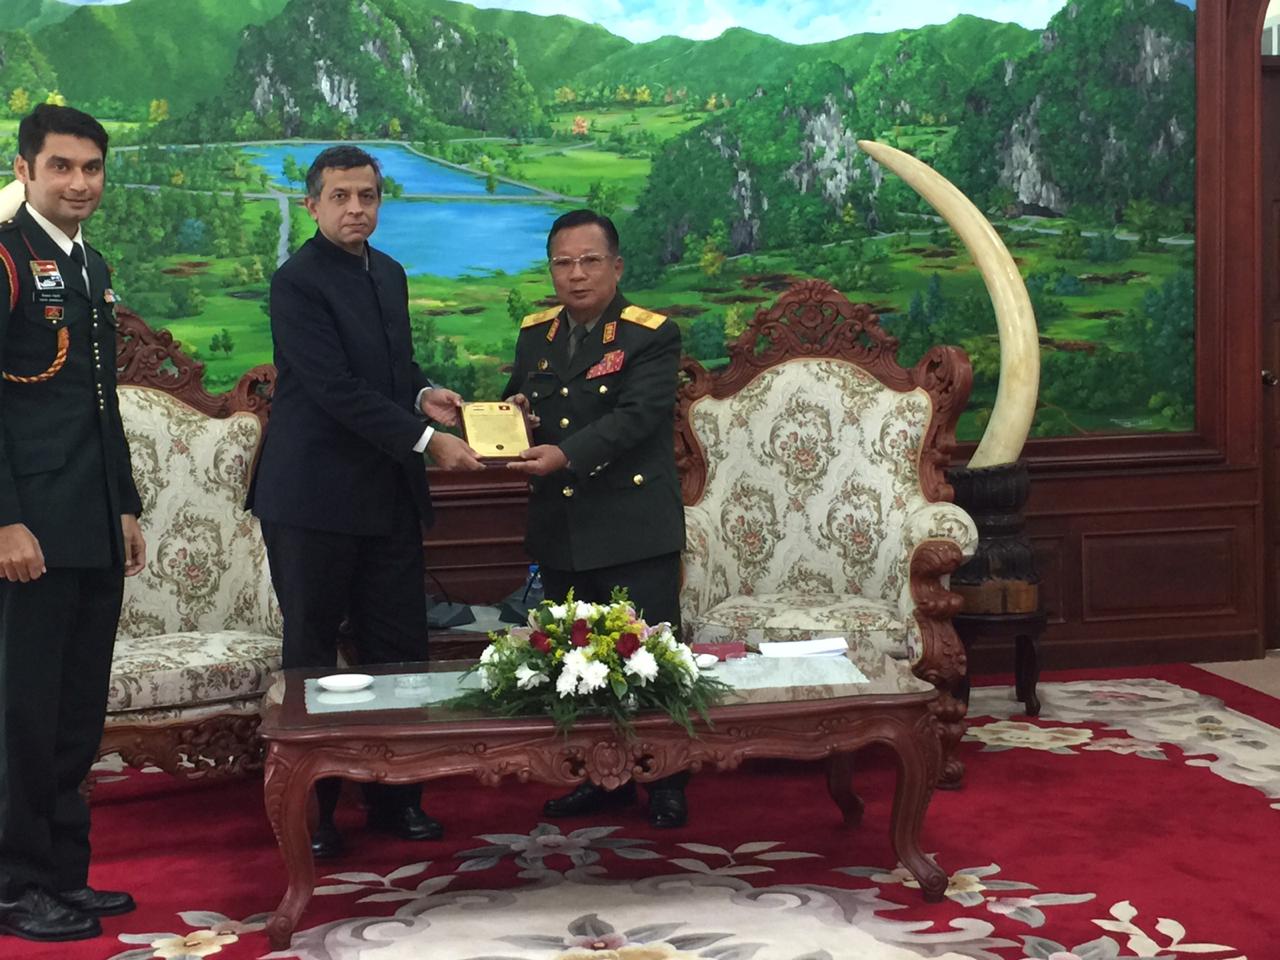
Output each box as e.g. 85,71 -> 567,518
0,105 -> 145,942
504,209 -> 689,828
248,145 -> 483,859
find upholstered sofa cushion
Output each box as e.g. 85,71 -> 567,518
107,631 -> 281,712
687,593 -> 904,657
117,386 -> 281,639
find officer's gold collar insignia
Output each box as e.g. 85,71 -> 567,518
620,304 -> 666,329
603,321 -> 617,344
546,316 -> 560,342
521,306 -> 561,329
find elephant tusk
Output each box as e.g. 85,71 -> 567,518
856,139 -> 1039,468
0,178 -> 24,222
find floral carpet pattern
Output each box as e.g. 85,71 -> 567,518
65,666 -> 1276,960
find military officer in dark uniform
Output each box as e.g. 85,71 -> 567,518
504,209 -> 689,828
0,105 -> 145,942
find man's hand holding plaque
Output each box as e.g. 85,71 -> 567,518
460,400 -> 535,463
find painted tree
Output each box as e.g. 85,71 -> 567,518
8,87 -> 29,117
149,98 -> 170,123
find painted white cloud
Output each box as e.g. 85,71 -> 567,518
464,0 -> 1136,43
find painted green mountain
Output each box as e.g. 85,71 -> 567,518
565,15 -> 1038,105
177,0 -> 542,140
0,0 -> 76,34
944,0 -> 1195,214
32,0 -> 289,115
0,29 -> 58,103
396,0 -> 630,94
623,0 -> 1194,276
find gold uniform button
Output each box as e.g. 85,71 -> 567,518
559,417 -> 570,428
560,387 -> 569,397
598,384 -> 608,394
632,474 -> 644,486
562,486 -> 574,498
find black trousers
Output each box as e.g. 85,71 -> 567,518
0,566 -> 123,897
540,552 -> 688,793
540,552 -> 682,632
261,489 -> 430,819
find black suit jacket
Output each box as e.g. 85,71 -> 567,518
503,293 -> 685,571
0,204 -> 141,568
248,231 -> 433,535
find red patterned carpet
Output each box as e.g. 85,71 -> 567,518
14,663 -> 1277,960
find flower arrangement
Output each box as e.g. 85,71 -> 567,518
453,589 -> 728,734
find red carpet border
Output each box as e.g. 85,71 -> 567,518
10,663 -> 1274,960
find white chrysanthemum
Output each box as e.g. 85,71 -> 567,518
555,667 -> 578,698
676,644 -> 698,673
623,647 -> 659,684
480,665 -> 497,692
548,603 -> 568,620
576,659 -> 610,694
515,663 -> 549,690
574,600 -> 596,621
479,644 -> 499,664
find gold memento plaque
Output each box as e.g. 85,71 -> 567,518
460,401 -> 532,461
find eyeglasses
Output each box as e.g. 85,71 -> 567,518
549,253 -> 614,273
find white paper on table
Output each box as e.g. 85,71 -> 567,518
757,636 -> 849,658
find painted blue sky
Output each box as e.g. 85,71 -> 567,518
61,0 -> 1197,44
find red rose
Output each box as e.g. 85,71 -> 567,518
530,631 -> 552,654
570,619 -> 591,647
615,632 -> 641,658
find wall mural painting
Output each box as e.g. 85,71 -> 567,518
0,0 -> 1196,440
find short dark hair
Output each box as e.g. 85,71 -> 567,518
18,104 -> 109,167
546,209 -> 620,257
305,145 -> 382,199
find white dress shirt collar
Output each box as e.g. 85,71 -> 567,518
24,201 -> 85,256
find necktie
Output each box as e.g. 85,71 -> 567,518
69,242 -> 89,295
567,323 -> 589,362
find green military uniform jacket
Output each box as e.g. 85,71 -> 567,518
0,203 -> 141,568
503,292 -> 685,572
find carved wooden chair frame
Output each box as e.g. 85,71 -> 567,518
674,279 -> 974,784
96,307 -> 277,779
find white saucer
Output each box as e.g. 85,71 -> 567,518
694,653 -> 719,669
317,673 -> 374,692
316,689 -> 377,706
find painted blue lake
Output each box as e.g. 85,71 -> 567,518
243,142 -> 560,277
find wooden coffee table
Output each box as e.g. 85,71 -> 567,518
258,658 -> 948,948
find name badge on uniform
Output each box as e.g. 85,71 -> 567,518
586,350 -> 625,379
44,305 -> 63,323
30,260 -> 64,291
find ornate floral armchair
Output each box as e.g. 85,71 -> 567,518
676,281 -> 978,782
96,309 -> 281,778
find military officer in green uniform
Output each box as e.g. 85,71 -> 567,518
0,105 -> 144,942
504,209 -> 689,828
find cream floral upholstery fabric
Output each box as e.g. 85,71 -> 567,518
681,358 -> 978,664
109,387 -> 281,716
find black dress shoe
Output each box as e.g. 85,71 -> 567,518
57,886 -> 136,917
542,780 -> 637,818
367,806 -> 444,841
0,887 -> 101,942
647,785 -> 688,829
311,821 -> 345,859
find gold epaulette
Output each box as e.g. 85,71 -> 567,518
520,306 -> 562,328
620,304 -> 666,329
